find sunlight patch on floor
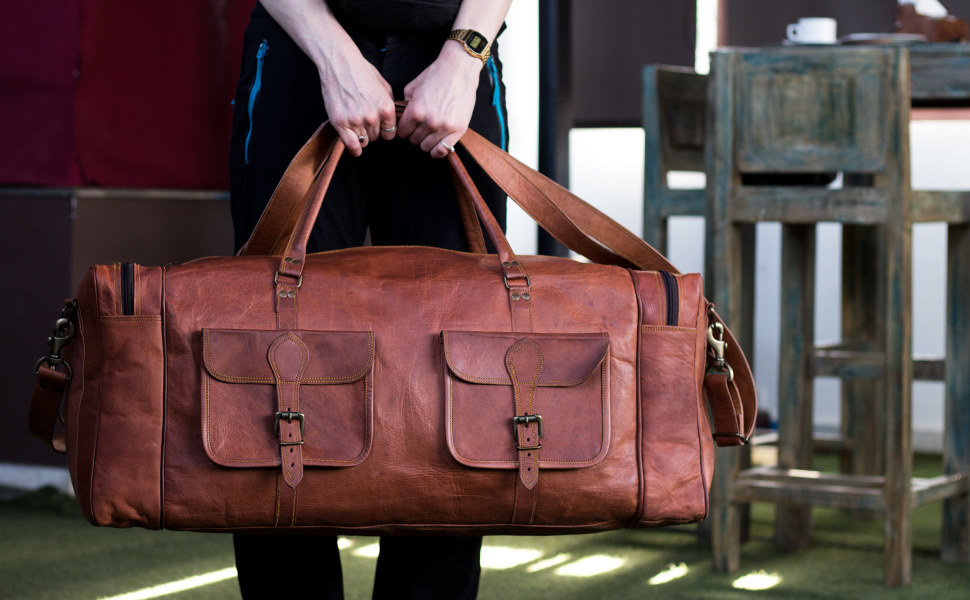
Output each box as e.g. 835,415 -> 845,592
554,554 -> 626,577
732,570 -> 783,591
480,546 -> 544,570
648,562 -> 690,585
526,553 -> 572,573
97,567 -> 238,600
351,542 -> 381,559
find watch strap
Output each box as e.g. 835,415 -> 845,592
447,29 -> 491,65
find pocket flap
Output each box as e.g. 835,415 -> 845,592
442,331 -> 610,470
201,329 -> 374,468
441,331 -> 609,387
203,328 -> 374,384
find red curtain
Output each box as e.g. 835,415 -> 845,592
0,0 -> 256,188
0,0 -> 81,185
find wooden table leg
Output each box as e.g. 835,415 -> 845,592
776,223 -> 816,549
943,223 -> 970,564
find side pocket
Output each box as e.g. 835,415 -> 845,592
89,315 -> 165,528
636,325 -> 709,525
76,264 -> 165,528
631,270 -> 712,527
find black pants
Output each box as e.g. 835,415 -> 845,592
229,5 -> 508,599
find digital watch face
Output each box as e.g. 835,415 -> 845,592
466,32 -> 487,53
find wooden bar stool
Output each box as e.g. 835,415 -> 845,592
703,44 -> 970,587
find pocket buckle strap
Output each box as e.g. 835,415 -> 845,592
274,411 -> 305,439
512,414 -> 543,450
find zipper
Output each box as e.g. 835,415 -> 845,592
245,40 -> 269,165
120,262 -> 135,316
486,56 -> 507,150
659,271 -> 678,326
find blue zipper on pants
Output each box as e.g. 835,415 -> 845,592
245,40 -> 269,165
486,56 -> 506,150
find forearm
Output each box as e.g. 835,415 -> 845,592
451,0 -> 513,47
259,0 -> 359,84
260,0 -> 396,155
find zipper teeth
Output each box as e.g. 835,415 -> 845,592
120,262 -> 135,316
245,40 -> 269,165
659,271 -> 678,326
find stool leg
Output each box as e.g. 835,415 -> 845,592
776,223 -> 816,549
943,223 -> 970,564
710,445 -> 743,572
883,195 -> 913,588
842,225 -> 886,493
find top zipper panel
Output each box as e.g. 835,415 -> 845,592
659,271 -> 678,326
120,262 -> 135,316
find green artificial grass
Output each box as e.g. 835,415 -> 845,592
2,453 -> 968,600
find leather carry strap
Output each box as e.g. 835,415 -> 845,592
241,107 -> 487,257
29,364 -> 69,454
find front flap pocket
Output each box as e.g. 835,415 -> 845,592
202,328 -> 374,468
442,330 -> 610,469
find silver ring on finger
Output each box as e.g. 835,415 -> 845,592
382,126 -> 397,134
358,134 -> 367,143
439,140 -> 455,153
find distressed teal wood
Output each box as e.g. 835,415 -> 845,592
729,188 -> 890,223
776,223 -> 816,549
911,190 -> 970,223
943,223 -> 970,563
841,224 -> 885,503
732,48 -> 893,173
909,44 -> 970,103
879,46 -> 914,587
702,43 -> 970,588
642,65 -> 707,254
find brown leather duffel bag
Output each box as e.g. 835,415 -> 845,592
29,123 -> 756,534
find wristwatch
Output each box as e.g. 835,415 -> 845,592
447,29 -> 491,65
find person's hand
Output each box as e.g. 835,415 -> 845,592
317,51 -> 398,157
260,0 -> 400,157
396,43 -> 483,159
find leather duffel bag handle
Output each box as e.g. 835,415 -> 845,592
237,121 -> 756,446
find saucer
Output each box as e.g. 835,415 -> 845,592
839,32 -> 928,45
781,39 -> 840,46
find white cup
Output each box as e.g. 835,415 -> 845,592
786,17 -> 837,44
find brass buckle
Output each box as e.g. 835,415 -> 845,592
712,432 -> 750,445
706,322 -> 734,382
274,411 -> 305,437
274,271 -> 303,288
503,274 -> 532,290
512,414 -> 543,450
34,313 -> 77,381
